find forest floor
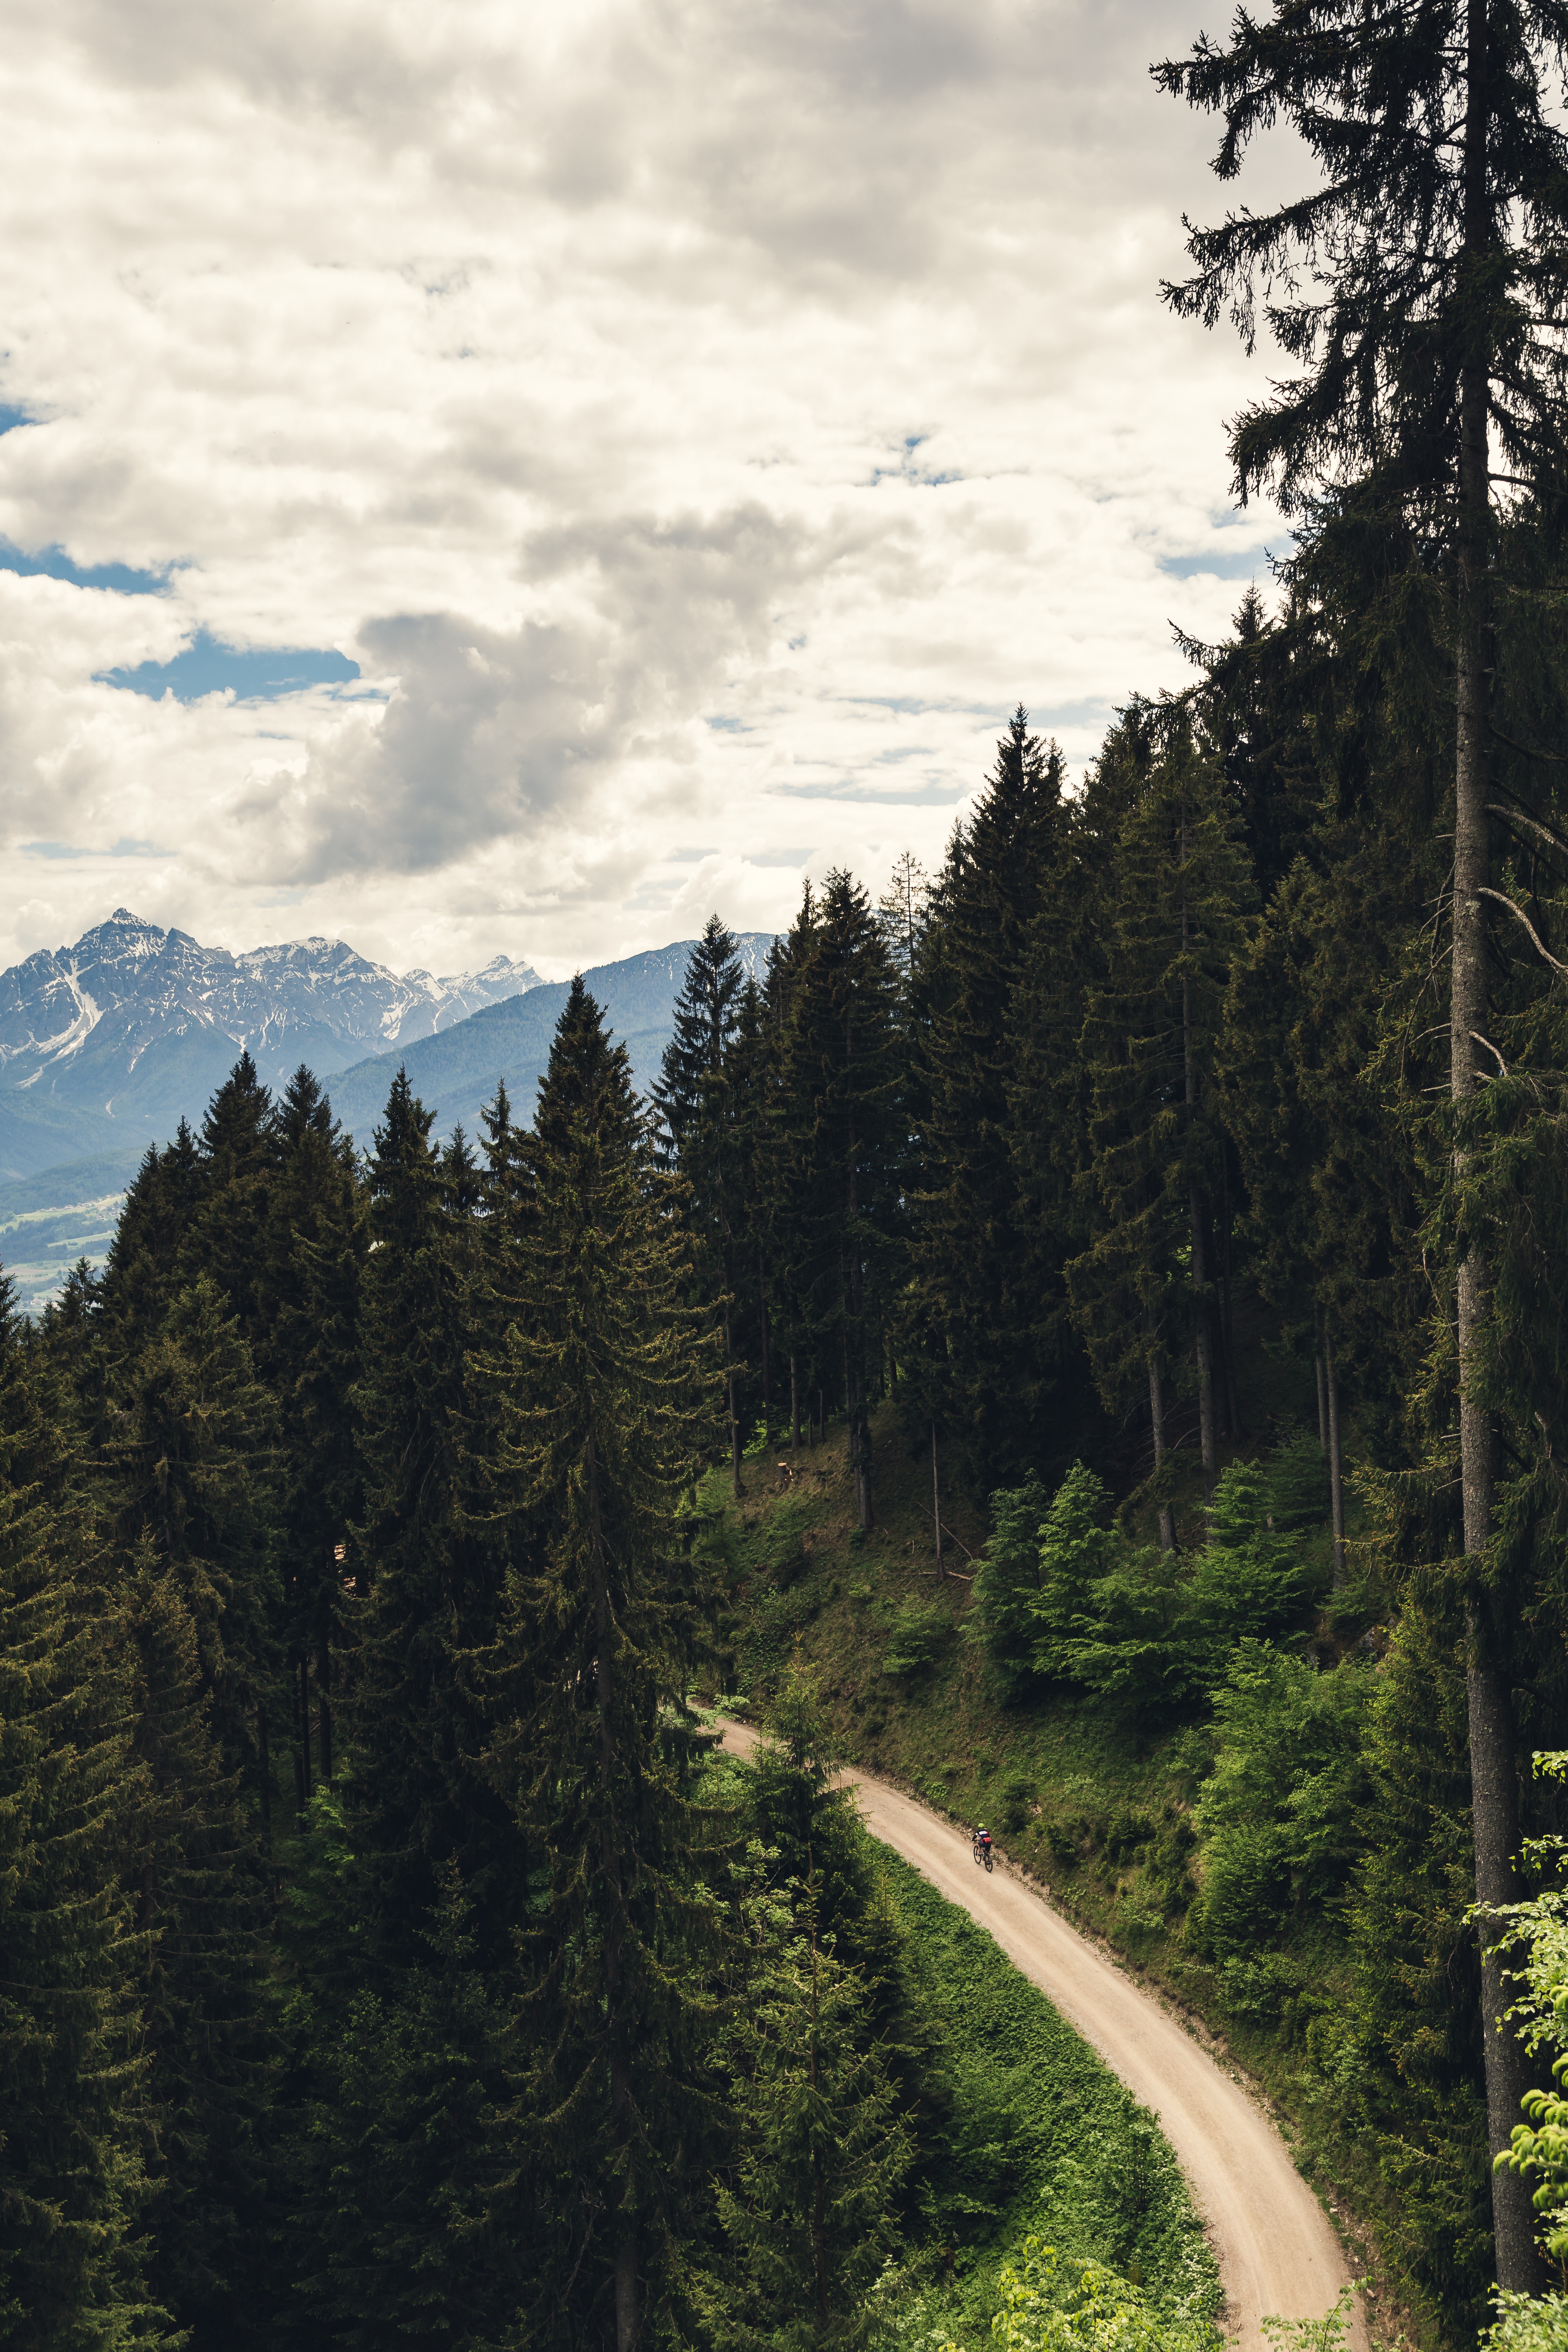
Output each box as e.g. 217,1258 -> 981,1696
693,1381 -> 1428,2351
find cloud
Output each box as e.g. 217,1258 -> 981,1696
0,0 -> 1289,978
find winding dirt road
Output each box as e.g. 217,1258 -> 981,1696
718,1721 -> 1365,2351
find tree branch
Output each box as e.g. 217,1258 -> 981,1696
1479,886 -> 1568,976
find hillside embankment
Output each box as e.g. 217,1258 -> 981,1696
696,1398 -> 1419,2347
719,1717 -> 1364,2352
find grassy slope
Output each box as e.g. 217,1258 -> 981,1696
695,1390 -> 1415,2348
699,1738 -> 1219,2349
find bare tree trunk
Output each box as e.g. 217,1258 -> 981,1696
318,1628 -> 332,1783
1220,1143 -> 1242,1437
257,1699 -> 272,1853
723,1300 -> 743,1498
1189,1177 -> 1218,1493
297,1651 -> 311,1814
1180,865 -> 1217,1492
616,2241 -> 639,2352
1315,1315 -> 1329,1453
1452,97 -> 1541,2273
758,1258 -> 773,1443
1324,1323 -> 1346,1586
932,1419 -> 944,1579
809,1924 -> 827,2330
790,1352 -> 800,1456
1148,1352 -> 1176,1553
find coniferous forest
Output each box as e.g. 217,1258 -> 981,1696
17,4 -> 1568,2351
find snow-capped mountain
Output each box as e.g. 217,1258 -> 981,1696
0,909 -> 542,1180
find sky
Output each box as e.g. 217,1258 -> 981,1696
0,0 -> 1292,984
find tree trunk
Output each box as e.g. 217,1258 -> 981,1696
1180,869 -> 1217,1491
1315,1325 -> 1329,1454
1148,1352 -> 1176,1553
791,1352 -> 800,1456
1189,1177 -> 1218,1492
723,1300 -> 743,1498
932,1419 -> 944,1579
318,1627 -> 332,1783
758,1259 -> 772,1443
810,1924 -> 828,2330
301,1646 -> 312,1806
257,1699 -> 272,1853
1324,1324 -> 1346,1585
295,1651 -> 310,1815
846,1079 -> 872,1528
1453,62 -> 1540,2269
615,2238 -> 639,2352
1220,1143 -> 1242,1437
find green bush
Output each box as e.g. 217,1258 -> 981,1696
973,1448 -> 1323,1718
990,2245 -> 1222,2352
1483,2291 -> 1568,2352
971,1473 -> 1050,1694
1187,1642 -> 1374,1959
882,1604 -> 948,1679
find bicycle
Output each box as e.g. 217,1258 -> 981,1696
972,1831 -> 994,1873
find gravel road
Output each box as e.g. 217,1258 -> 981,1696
717,1719 -> 1365,2351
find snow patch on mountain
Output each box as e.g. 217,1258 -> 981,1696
0,909 -> 545,1097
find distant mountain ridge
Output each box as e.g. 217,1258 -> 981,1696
0,907 -> 543,1180
0,913 -> 777,1315
325,934 -> 775,1150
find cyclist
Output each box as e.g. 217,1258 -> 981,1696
972,1824 -> 993,1862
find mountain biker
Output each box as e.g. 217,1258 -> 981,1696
973,1824 -> 992,1854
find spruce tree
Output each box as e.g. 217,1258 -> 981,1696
778,874 -> 905,1530
100,1120 -> 206,1364
1069,729 -> 1256,1509
107,1273 -> 282,1818
654,920 -> 748,1494
704,1891 -> 911,2352
289,1860 -> 520,2351
342,1069 -> 517,1970
119,1537 -> 276,2345
262,1067 -> 365,1800
485,985 -> 725,2352
185,1054 -> 277,1344
907,710 -> 1065,1483
0,1276 -> 160,2349
1157,5 -> 1568,2276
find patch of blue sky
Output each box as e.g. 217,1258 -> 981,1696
773,777 -> 973,806
1031,695 -> 1116,731
704,713 -> 748,732
99,630 -> 362,703
1159,547 -> 1276,580
0,405 -> 34,434
22,837 -> 167,860
866,431 -> 962,489
0,539 -> 176,595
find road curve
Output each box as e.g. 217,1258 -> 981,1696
717,1720 -> 1364,2352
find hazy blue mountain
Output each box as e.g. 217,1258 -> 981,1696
325,935 -> 774,1149
1,920 -> 777,1315
0,907 -> 543,1180
0,1148 -> 150,1319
